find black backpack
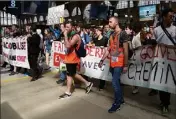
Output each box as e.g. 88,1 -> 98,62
71,34 -> 86,58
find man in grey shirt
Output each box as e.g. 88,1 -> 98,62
153,8 -> 176,114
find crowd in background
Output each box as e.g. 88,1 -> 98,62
1,8 -> 175,114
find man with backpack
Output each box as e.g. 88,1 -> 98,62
98,17 -> 129,113
59,21 -> 93,99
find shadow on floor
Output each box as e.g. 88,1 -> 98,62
1,102 -> 23,119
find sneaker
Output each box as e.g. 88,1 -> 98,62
161,106 -> 169,115
59,93 -> 71,99
30,78 -> 37,82
108,103 -> 120,113
99,88 -> 104,91
85,82 -> 93,94
132,88 -> 139,94
45,67 -> 51,70
24,72 -> 29,76
56,80 -> 65,84
121,100 -> 125,105
158,103 -> 164,110
9,71 -> 16,76
148,90 -> 158,96
1,65 -> 6,68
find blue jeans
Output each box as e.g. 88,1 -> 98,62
60,71 -> 66,81
110,67 -> 124,106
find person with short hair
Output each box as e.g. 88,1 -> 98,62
99,17 -> 129,113
59,21 -> 93,99
28,25 -> 42,81
153,8 -> 176,114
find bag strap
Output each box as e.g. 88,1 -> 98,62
160,24 -> 176,45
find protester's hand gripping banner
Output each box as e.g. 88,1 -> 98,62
2,36 -> 30,69
50,41 -> 176,94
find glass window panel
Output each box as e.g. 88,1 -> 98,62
8,13 -> 11,19
12,15 -> 15,19
8,19 -> 11,25
4,19 -> 7,25
0,11 -> 3,17
130,0 -> 134,8
165,0 -> 169,3
12,19 -> 14,24
4,12 -> 7,18
1,18 -> 4,25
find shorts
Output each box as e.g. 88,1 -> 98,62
66,63 -> 78,76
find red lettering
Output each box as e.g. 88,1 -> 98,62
146,46 -> 154,59
95,47 -> 101,58
167,48 -> 176,61
54,42 -> 57,51
17,56 -> 26,62
140,46 -> 147,59
89,47 -> 94,56
86,47 -> 90,55
57,42 -> 62,52
160,45 -> 167,58
153,45 -> 159,58
86,47 -> 95,56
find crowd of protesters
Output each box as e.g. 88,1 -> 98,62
1,8 -> 176,114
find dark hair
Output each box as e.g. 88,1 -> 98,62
125,24 -> 133,30
161,8 -> 173,17
109,16 -> 119,23
31,24 -> 37,32
65,21 -> 74,26
133,23 -> 142,34
95,27 -> 103,33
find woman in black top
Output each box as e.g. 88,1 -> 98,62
92,27 -> 108,47
88,27 -> 108,90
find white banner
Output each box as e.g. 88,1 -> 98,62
121,45 -> 176,94
51,41 -> 176,94
2,36 -> 30,69
47,5 -> 65,25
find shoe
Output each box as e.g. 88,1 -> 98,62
158,103 -> 163,110
85,82 -> 93,94
148,90 -> 158,96
108,103 -> 120,113
30,78 -> 37,82
9,71 -> 16,76
132,87 -> 139,94
8,69 -> 13,72
121,100 -> 125,105
59,93 -> 71,99
1,65 -> 6,68
24,72 -> 29,76
56,80 -> 65,84
161,105 -> 169,115
35,67 -> 43,79
45,67 -> 51,70
99,88 -> 104,91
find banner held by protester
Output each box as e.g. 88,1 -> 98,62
2,36 -> 30,69
51,41 -> 176,94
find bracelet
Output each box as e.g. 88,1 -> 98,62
100,59 -> 104,62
